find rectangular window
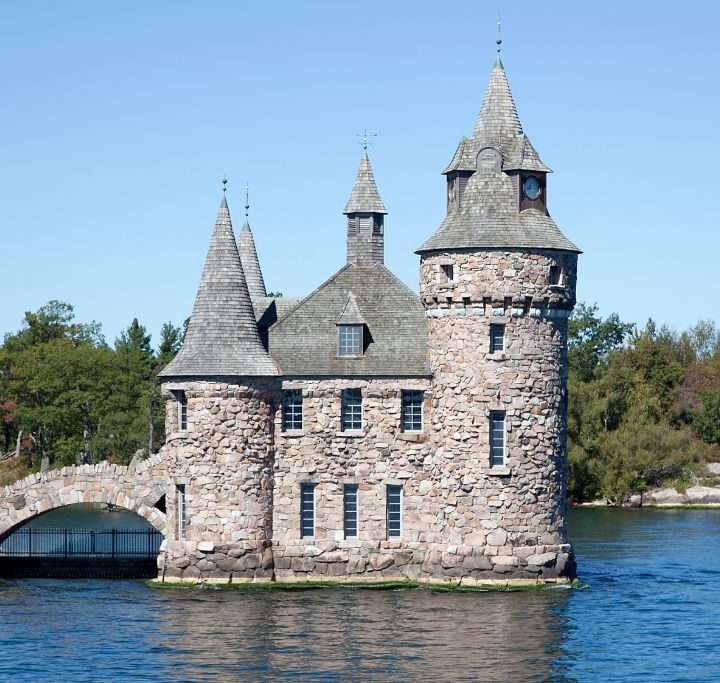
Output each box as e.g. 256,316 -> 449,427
490,411 -> 506,467
549,264 -> 564,285
177,391 -> 188,431
300,483 -> 316,538
489,324 -> 505,353
358,216 -> 371,233
347,216 -> 356,234
401,390 -> 424,432
176,484 -> 186,540
341,389 -> 363,431
441,263 -> 455,283
338,324 -> 363,356
386,485 -> 402,538
282,390 -> 303,431
343,484 -> 359,539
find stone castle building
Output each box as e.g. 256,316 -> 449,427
154,54 -> 581,585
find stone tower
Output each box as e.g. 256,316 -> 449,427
158,194 -> 279,581
343,152 -> 387,266
416,57 -> 581,579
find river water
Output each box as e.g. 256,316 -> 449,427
1,507 -> 719,682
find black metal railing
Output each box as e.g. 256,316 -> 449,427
0,528 -> 162,558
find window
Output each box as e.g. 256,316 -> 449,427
300,483 -> 316,538
176,484 -> 186,539
347,216 -> 356,234
343,484 -> 359,539
338,324 -> 363,357
441,263 -> 456,283
549,264 -> 564,286
358,216 -> 371,233
373,217 -> 383,235
489,411 -> 506,467
386,485 -> 402,538
282,390 -> 303,431
401,390 -> 424,432
489,324 -> 505,353
341,389 -> 363,431
176,391 -> 188,431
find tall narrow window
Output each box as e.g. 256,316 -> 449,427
176,484 -> 186,540
358,216 -> 371,233
386,485 -> 402,538
489,324 -> 505,353
282,390 -> 303,431
401,390 -> 424,432
177,391 -> 188,431
338,324 -> 363,356
300,483 -> 316,538
549,264 -> 564,285
489,411 -> 506,467
343,484 -> 359,539
341,389 -> 363,431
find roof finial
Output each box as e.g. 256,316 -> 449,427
244,181 -> 250,218
222,176 -> 227,193
496,13 -> 502,54
357,129 -> 377,159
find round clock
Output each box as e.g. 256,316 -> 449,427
523,176 -> 542,200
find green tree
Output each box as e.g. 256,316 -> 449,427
694,388 -> 720,445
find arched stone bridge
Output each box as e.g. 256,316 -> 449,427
0,455 -> 168,543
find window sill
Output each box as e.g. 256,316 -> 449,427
398,432 -> 425,442
481,467 -> 512,477
336,430 -> 365,438
487,352 -> 507,361
166,431 -> 190,441
281,430 -> 305,438
549,284 -> 567,292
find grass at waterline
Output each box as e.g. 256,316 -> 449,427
146,577 -> 586,592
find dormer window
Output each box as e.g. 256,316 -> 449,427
339,324 -> 363,357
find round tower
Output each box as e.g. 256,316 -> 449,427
158,190 -> 279,584
417,57 -> 581,580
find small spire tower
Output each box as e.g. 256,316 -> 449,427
343,133 -> 387,266
237,182 -> 268,299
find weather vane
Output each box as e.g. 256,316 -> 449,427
496,13 -> 502,54
244,181 -> 250,219
357,129 -> 377,153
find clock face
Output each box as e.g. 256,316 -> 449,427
523,176 -> 542,200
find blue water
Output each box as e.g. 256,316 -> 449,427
0,507 -> 719,682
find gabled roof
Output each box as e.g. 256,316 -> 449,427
268,263 -> 428,376
336,292 -> 366,325
159,198 -> 278,378
238,221 -> 267,299
417,172 -> 580,253
343,155 -> 388,215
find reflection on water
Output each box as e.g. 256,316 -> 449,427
23,503 -> 153,530
1,508 -> 720,682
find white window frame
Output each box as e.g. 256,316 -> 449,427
489,323 -> 505,353
338,324 -> 363,357
176,484 -> 186,540
401,390 -> 424,433
386,484 -> 402,539
489,411 -> 506,468
300,483 -> 316,539
341,388 -> 363,432
343,484 -> 359,540
282,390 -> 303,432
176,391 -> 188,431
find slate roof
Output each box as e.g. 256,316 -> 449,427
420,58 -> 580,254
343,155 -> 387,214
238,221 -> 267,299
268,263 -> 428,376
159,197 -> 279,378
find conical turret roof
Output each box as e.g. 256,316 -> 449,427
238,220 -> 267,299
159,197 -> 278,377
473,58 -> 523,141
343,155 -> 387,214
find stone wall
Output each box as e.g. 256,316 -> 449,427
158,379 -> 276,583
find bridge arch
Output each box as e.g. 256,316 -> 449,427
0,462 -> 168,543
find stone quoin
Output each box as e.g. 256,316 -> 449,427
0,54 -> 581,587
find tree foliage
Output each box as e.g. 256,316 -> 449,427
0,302 -> 181,467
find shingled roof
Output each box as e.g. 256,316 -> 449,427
343,155 -> 387,214
238,220 -> 267,299
159,197 -> 278,378
268,263 -> 428,376
420,58 -> 579,254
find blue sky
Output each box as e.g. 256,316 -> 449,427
2,1 -> 719,346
